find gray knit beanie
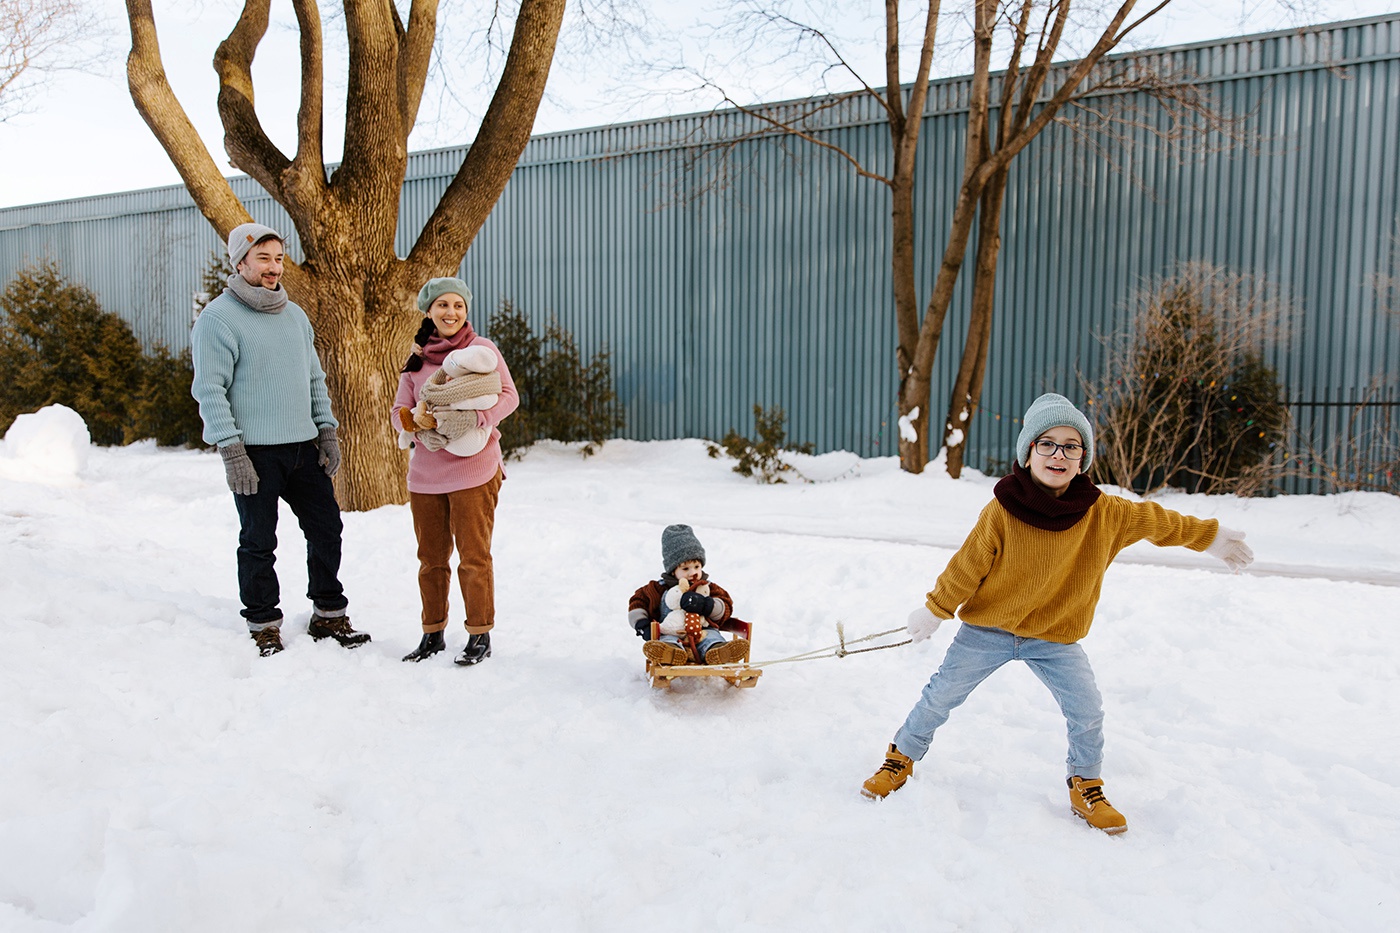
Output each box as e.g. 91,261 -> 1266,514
417,277 -> 473,313
661,524 -> 705,573
227,222 -> 283,268
1015,393 -> 1095,470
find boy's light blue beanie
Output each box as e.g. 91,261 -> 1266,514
661,524 -> 705,573
417,277 -> 473,313
1015,393 -> 1094,470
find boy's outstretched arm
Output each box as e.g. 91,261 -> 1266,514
1205,526 -> 1254,573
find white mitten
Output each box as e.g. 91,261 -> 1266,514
1205,526 -> 1253,573
907,606 -> 942,642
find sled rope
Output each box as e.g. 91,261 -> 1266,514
703,622 -> 913,670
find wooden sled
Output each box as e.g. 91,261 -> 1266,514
646,618 -> 763,689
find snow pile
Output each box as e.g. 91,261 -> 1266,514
0,438 -> 1396,931
0,404 -> 91,484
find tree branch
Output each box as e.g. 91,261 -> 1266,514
123,0 -> 252,241
996,0 -> 1036,148
396,0 -> 438,139
891,1 -> 940,164
335,0 -> 404,199
213,1 -> 293,200
993,0 -> 1169,173
883,0 -> 905,134
288,0 -> 326,190
408,0 -> 567,270
708,92 -> 891,185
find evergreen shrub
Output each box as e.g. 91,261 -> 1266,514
0,261 -> 205,447
707,405 -> 815,483
487,300 -> 623,458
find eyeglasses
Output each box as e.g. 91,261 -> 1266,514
1033,438 -> 1085,460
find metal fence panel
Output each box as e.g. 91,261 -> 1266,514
2,15 -> 1397,492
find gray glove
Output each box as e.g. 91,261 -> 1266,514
219,441 -> 259,496
416,428 -> 450,452
315,426 -> 341,477
429,409 -> 478,441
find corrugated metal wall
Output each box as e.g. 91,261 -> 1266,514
3,14 -> 1397,487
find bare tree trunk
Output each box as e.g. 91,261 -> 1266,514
298,270 -> 420,507
892,153 -> 930,473
944,167 -> 1008,478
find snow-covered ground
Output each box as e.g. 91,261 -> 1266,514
2,406 -> 1397,932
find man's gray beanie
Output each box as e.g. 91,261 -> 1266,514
661,524 -> 705,573
417,277 -> 474,313
227,222 -> 283,268
1015,393 -> 1095,470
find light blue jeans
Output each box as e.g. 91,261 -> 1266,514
893,623 -> 1105,779
659,628 -> 728,658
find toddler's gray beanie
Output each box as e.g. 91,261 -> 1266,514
1015,393 -> 1095,470
661,524 -> 705,573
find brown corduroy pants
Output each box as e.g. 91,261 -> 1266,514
409,469 -> 502,635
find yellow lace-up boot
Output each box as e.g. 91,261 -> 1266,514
861,744 -> 914,799
1068,776 -> 1127,835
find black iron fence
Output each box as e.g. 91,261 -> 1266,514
1283,389 -> 1400,495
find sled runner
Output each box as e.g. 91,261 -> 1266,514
647,618 -> 762,689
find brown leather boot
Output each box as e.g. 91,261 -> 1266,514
861,744 -> 914,799
308,613 -> 371,648
251,626 -> 283,657
1068,776 -> 1127,835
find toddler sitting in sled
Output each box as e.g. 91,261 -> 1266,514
628,524 -> 749,666
397,344 -> 501,457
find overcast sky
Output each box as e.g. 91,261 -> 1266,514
1,0 -> 1394,209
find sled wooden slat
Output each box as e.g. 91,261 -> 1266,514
648,664 -> 762,689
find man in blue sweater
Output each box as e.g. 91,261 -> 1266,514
190,222 -> 370,656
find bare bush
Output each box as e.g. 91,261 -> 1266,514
1084,262 -> 1292,496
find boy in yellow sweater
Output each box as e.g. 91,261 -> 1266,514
860,393 -> 1253,834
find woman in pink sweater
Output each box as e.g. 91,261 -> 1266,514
392,277 -> 519,666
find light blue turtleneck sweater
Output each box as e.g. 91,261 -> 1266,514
190,290 -> 338,448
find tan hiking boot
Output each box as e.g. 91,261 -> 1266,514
1068,776 -> 1127,835
861,744 -> 914,799
704,638 -> 750,665
643,640 -> 690,666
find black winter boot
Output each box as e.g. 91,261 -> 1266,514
402,630 -> 446,662
454,632 -> 491,666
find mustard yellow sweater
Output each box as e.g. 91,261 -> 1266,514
926,495 -> 1219,644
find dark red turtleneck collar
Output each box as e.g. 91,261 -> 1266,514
993,462 -> 1102,531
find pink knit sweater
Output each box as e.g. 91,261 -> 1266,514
390,336 -> 519,494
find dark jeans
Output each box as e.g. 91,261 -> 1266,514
233,440 -> 347,629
